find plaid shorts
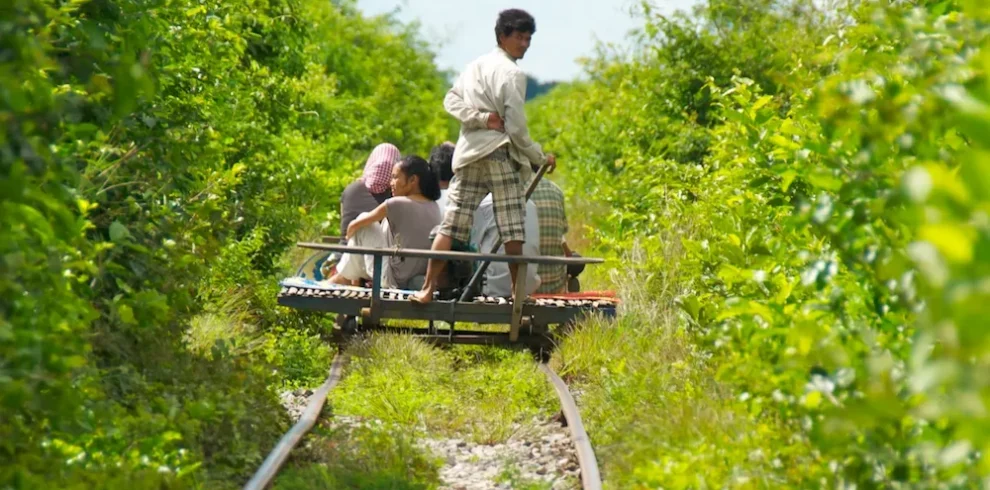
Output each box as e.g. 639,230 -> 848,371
439,147 -> 527,243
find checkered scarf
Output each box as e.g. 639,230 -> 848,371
361,143 -> 400,194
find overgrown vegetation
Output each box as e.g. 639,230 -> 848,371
2,0 -> 448,487
273,423 -> 442,490
10,0 -> 990,487
534,0 -> 990,487
272,336 -> 558,489
331,336 -> 556,444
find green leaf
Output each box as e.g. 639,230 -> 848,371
678,295 -> 702,321
803,391 -> 822,409
751,95 -> 773,112
780,170 -> 798,192
806,170 -> 843,192
960,151 -> 990,200
770,134 -> 800,151
118,304 -> 136,325
928,0 -> 950,15
773,276 -> 795,304
716,299 -> 774,322
919,223 -> 974,264
109,221 -> 131,242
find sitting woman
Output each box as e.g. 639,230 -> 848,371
318,143 -> 399,279
330,155 -> 442,289
339,143 -> 401,242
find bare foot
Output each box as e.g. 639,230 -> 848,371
410,287 -> 434,304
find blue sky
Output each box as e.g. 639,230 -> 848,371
354,0 -> 700,82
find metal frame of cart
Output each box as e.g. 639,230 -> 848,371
278,242 -> 614,346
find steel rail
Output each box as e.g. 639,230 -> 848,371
539,363 -> 603,490
243,353 -> 347,490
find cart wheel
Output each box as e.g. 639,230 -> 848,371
528,344 -> 551,363
336,314 -> 358,334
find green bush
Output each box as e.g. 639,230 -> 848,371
262,327 -> 333,391
535,0 -> 990,486
2,0 -> 449,486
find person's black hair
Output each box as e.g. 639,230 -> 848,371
398,155 -> 442,201
495,9 -> 536,44
429,143 -> 455,183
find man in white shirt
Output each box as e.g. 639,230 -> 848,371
412,8 -> 556,304
470,195 -> 542,297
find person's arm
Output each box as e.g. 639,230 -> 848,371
503,70 -> 552,168
346,202 -> 387,239
562,240 -> 574,257
444,76 -> 504,131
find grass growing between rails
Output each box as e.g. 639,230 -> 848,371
271,335 -> 562,490
273,423 -> 442,490
330,335 -> 557,444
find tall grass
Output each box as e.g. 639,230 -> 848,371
331,335 -> 557,444
554,232 -> 810,487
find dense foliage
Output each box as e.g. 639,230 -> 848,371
1,0 -> 449,487
534,0 -> 990,486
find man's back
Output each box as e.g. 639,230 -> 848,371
456,50 -> 520,118
444,48 -> 545,172
531,179 -> 568,294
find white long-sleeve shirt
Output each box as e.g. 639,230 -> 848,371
444,48 -> 548,171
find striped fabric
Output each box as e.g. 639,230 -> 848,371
439,147 -> 526,243
361,143 -> 401,194
531,179 -> 568,294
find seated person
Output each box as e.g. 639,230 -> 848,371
318,143 -> 399,279
530,175 -> 583,293
339,143 -> 400,242
330,155 -> 442,289
470,194 -> 542,297
429,141 -> 456,215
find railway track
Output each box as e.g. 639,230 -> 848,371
243,351 -> 602,490
243,354 -> 347,490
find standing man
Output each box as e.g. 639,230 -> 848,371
411,8 -> 556,304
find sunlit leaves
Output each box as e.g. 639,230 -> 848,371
533,0 -> 989,485
3,0 -> 449,484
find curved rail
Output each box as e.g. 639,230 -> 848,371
244,353 -> 347,490
539,363 -> 602,490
